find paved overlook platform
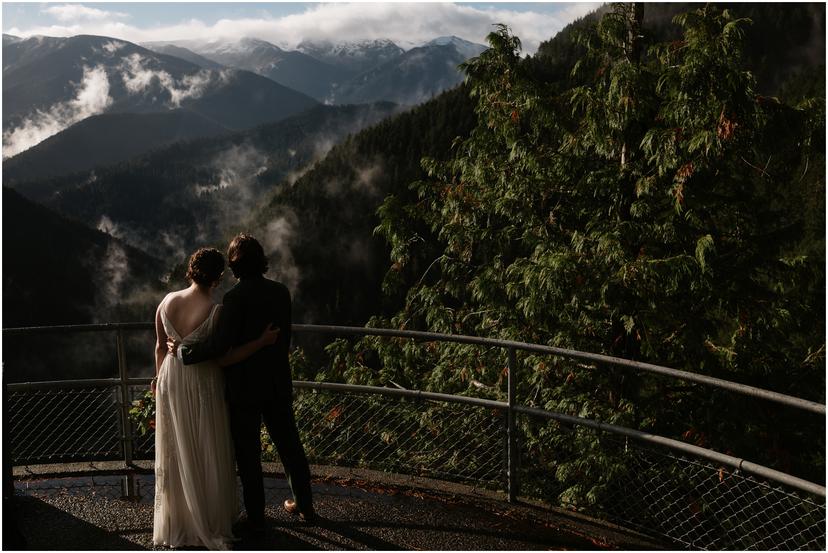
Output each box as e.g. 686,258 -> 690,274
9,462 -> 663,550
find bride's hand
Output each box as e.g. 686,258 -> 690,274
258,324 -> 280,346
167,337 -> 179,356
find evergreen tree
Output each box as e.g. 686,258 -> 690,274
333,4 -> 824,505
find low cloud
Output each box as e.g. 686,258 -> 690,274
323,160 -> 384,197
192,143 -> 268,198
97,215 -> 122,238
2,64 -> 112,158
102,39 -> 126,54
98,214 -> 154,256
159,229 -> 190,263
99,242 -> 129,307
120,53 -> 214,108
10,3 -> 599,55
89,236 -> 165,324
261,210 -> 301,292
354,163 -> 383,195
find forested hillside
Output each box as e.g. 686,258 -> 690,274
3,187 -> 165,327
7,102 -> 400,265
249,86 -> 477,324
3,110 -> 229,182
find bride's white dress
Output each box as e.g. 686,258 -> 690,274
153,300 -> 239,550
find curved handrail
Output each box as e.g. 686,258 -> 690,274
299,382 -> 826,498
6,377 -> 824,498
5,322 -> 824,414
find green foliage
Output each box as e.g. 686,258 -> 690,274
129,390 -> 156,437
336,3 -> 825,506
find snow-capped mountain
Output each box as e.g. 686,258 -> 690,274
150,35 -> 485,106
328,36 -> 487,106
297,38 -> 404,74
147,37 -> 350,102
426,36 -> 487,60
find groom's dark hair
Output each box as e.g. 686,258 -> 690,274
228,233 -> 268,278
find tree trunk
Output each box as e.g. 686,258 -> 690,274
621,2 -> 645,168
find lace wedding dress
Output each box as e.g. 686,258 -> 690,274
153,301 -> 238,550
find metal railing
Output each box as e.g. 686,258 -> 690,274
5,323 -> 826,549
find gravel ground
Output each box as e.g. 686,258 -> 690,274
9,472 -> 662,550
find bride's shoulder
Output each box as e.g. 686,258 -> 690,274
158,290 -> 186,311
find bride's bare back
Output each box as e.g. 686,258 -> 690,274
163,287 -> 217,339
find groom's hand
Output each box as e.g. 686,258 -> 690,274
258,324 -> 280,346
167,337 -> 180,356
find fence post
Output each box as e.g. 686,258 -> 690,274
507,346 -> 518,502
116,328 -> 137,498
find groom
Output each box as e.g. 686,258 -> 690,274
172,233 -> 315,529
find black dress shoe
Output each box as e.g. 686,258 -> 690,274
233,516 -> 266,537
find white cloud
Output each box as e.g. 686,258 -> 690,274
119,53 -> 215,107
262,212 -> 301,291
10,3 -> 600,55
2,64 -> 112,158
102,39 -> 126,54
43,4 -> 128,22
192,143 -> 268,197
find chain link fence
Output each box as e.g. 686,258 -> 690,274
5,324 -> 825,550
14,475 -> 146,502
291,389 -> 505,488
8,381 -> 824,549
7,385 -> 122,464
516,415 -> 826,550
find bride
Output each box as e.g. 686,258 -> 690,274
152,247 -> 279,550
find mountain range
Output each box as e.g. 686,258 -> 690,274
143,35 -> 486,104
2,32 -> 485,161
329,38 -> 485,105
2,34 -> 317,158
147,37 -> 353,102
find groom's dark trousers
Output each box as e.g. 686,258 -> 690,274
179,275 -> 313,521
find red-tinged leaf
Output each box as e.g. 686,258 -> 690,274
326,404 -> 344,422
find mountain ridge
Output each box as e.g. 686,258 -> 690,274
2,33 -> 318,157
3,109 -> 230,183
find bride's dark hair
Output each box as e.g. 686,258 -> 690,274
227,233 -> 268,278
186,248 -> 225,286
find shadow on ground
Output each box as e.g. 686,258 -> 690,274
11,495 -> 140,550
11,471 -> 663,550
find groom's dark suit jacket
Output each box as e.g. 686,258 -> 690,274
179,275 -> 293,406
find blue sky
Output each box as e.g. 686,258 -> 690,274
2,2 -> 599,53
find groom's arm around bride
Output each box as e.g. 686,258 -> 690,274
176,233 -> 315,525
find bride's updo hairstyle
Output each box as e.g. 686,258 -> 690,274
227,233 -> 268,278
186,247 -> 225,287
